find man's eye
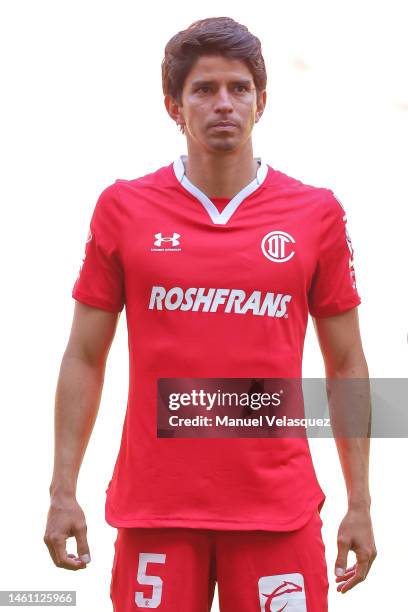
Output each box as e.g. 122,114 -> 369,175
195,85 -> 248,93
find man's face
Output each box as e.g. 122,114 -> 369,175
167,54 -> 266,152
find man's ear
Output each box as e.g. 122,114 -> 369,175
164,94 -> 185,130
255,89 -> 267,123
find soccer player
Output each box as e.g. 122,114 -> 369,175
44,16 -> 377,612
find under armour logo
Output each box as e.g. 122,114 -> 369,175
154,232 -> 181,247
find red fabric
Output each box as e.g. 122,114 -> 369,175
211,197 -> 230,213
110,508 -> 328,611
72,160 -> 361,531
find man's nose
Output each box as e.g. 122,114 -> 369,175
213,87 -> 234,112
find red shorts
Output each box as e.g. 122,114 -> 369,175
110,508 -> 328,611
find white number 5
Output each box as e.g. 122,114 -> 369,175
135,552 -> 166,608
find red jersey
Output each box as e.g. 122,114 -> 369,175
72,155 -> 361,531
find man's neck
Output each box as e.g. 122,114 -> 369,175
183,146 -> 260,199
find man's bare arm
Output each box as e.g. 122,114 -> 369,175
313,307 -> 377,594
44,301 -> 120,570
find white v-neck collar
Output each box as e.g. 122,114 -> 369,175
173,155 -> 269,225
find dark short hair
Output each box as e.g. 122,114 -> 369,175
161,16 -> 267,105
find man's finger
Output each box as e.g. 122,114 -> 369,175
52,536 -> 86,570
44,537 -> 83,571
74,524 -> 91,564
335,562 -> 356,580
337,560 -> 369,593
366,547 -> 377,575
335,567 -> 355,582
337,573 -> 363,593
44,539 -> 58,567
334,536 -> 350,576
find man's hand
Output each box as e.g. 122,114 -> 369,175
43,495 -> 91,570
335,505 -> 377,593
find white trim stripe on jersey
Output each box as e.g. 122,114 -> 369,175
173,155 -> 269,225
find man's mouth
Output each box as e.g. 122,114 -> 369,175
209,121 -> 238,130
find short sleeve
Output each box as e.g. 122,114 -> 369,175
308,190 -> 361,318
72,183 -> 125,313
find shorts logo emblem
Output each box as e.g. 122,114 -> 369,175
258,573 -> 306,611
